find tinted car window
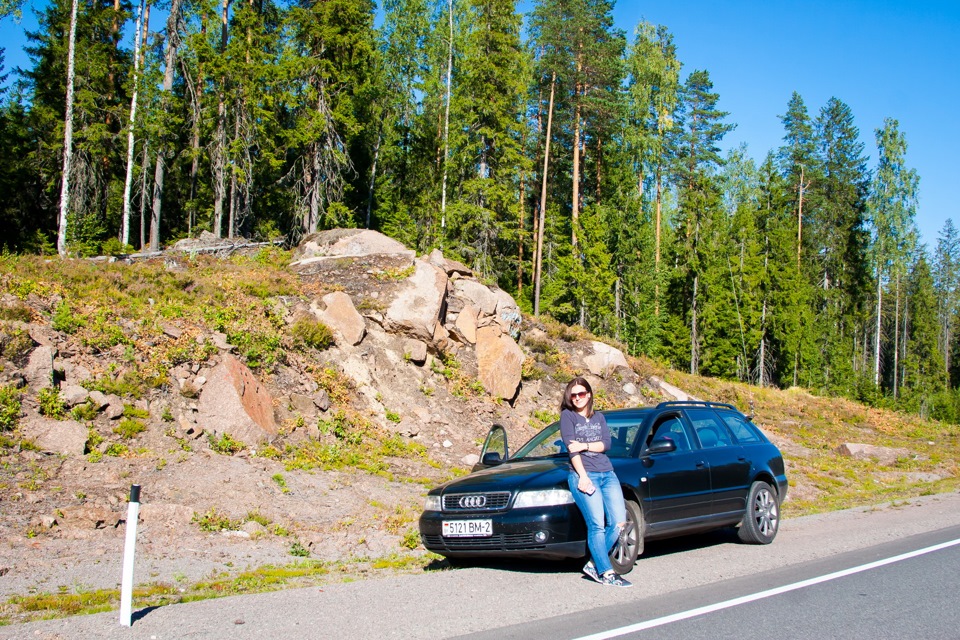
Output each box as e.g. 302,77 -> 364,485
649,414 -> 693,451
513,422 -> 565,459
717,411 -> 763,444
686,409 -> 734,448
511,414 -> 644,460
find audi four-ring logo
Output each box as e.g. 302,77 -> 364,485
458,495 -> 487,508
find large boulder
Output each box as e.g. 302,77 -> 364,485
476,326 -> 523,401
290,229 -> 414,267
836,443 -> 911,466
384,260 -> 448,342
24,345 -> 56,389
197,355 -> 279,446
20,417 -> 88,456
312,292 -> 366,346
583,341 -> 630,377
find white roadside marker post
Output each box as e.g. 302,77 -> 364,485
120,484 -> 141,627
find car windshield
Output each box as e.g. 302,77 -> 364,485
511,413 -> 646,460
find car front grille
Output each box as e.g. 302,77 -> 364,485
442,491 -> 511,512
422,533 -> 542,550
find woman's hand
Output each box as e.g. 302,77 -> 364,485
577,475 -> 596,495
569,441 -> 588,454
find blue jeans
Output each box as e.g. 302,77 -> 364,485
568,470 -> 626,576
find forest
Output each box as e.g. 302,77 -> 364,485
1,0 -> 959,422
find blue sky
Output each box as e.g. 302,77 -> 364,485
612,0 -> 960,252
3,0 -> 957,250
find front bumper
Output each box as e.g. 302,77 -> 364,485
418,504 -> 587,560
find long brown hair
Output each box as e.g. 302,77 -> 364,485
560,377 -> 594,417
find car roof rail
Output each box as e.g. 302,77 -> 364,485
655,400 -> 739,411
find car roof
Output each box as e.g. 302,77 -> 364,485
598,407 -> 653,421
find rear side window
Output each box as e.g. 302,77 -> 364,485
686,409 -> 734,448
717,411 -> 764,444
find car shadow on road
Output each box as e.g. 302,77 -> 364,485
423,527 -> 741,574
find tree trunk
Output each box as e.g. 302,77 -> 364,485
212,0 -> 231,238
533,73 -> 556,317
139,142 -> 150,250
149,0 -> 181,251
654,166 -> 662,315
874,266 -> 883,386
571,84 -> 582,251
797,165 -> 805,272
439,0 -> 453,232
366,127 -> 381,229
121,0 -> 145,247
57,0 -> 80,257
690,273 -> 699,375
893,274 -> 901,399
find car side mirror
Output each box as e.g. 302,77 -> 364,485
645,438 -> 677,455
481,451 -> 504,466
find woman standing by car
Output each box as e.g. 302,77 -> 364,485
560,377 -> 632,588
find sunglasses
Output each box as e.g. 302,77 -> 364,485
571,391 -> 590,399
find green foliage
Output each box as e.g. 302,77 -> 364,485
0,386 -> 21,431
289,542 -> 310,557
51,302 -> 83,334
70,402 -> 99,422
113,418 -> 146,439
290,318 -> 334,351
192,508 -> 242,532
104,443 -> 128,457
209,432 -> 246,456
37,387 -> 67,419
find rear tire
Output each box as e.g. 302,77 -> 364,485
738,481 -> 780,544
609,499 -> 643,575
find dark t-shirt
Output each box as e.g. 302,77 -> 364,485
559,409 -> 613,473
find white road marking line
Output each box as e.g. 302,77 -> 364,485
574,537 -> 960,640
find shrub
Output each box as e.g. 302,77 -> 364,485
0,386 -> 22,431
51,302 -> 83,334
193,508 -> 241,532
38,387 -> 67,419
290,318 -> 334,351
209,432 -> 246,455
113,418 -> 146,439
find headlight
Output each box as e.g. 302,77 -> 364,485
513,488 -> 574,509
424,495 -> 442,511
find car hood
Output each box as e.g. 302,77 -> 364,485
432,458 -> 570,495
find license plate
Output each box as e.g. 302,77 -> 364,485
442,519 -> 493,537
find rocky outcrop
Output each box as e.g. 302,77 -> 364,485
836,443 -> 912,466
384,261 -> 448,342
24,345 -> 56,389
19,417 -> 88,456
475,325 -> 524,402
583,341 -> 630,377
197,355 -> 279,446
312,292 -> 366,346
290,229 -> 415,267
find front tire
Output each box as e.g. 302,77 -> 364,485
738,480 -> 780,544
609,499 -> 643,574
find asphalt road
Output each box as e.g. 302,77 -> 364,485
5,491 -> 960,640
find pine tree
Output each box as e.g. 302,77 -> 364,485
809,97 -> 870,394
933,219 -> 960,384
668,69 -> 734,374
867,118 -> 919,392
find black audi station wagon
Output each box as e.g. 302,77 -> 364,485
419,401 -> 788,573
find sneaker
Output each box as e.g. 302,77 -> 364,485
582,560 -> 602,584
599,571 -> 633,588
